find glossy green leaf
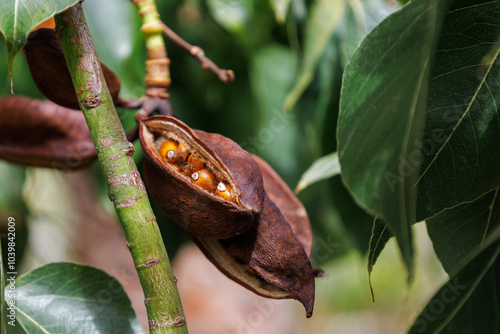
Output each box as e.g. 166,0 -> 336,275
283,0 -> 346,111
427,188 -> 500,275
367,218 -> 393,275
4,262 -> 144,334
408,224 -> 500,334
415,0 -> 500,220
329,176 -> 375,255
0,0 -> 79,76
269,0 -> 291,23
367,218 -> 393,301
338,0 -> 451,277
337,0 -> 395,66
295,152 -> 340,193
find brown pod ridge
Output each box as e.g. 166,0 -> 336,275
24,28 -> 121,110
189,155 -> 316,317
252,154 -> 313,256
139,116 -> 264,239
0,96 -> 96,169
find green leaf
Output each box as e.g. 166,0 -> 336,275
330,176 -> 376,255
415,0 -> 500,220
367,218 -> 393,276
337,0 -> 451,278
295,152 -> 340,193
205,0 -> 253,33
407,224 -> 500,334
337,0 -> 395,66
367,217 -> 393,301
269,0 -> 291,23
427,188 -> 500,275
0,0 -> 80,76
283,0 -> 346,111
4,262 -> 144,334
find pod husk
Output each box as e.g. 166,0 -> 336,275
0,96 -> 96,169
252,154 -> 313,256
139,116 -> 264,239
190,156 -> 315,317
24,28 -> 121,110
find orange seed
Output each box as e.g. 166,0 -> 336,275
216,181 -> 232,201
191,168 -> 216,192
159,139 -> 180,162
187,154 -> 205,172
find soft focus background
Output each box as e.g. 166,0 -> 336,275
0,0 -> 447,333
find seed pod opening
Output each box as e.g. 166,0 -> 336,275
189,154 -> 316,317
140,116 -> 264,239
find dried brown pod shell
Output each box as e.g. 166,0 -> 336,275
190,158 -> 316,317
252,154 -> 313,256
24,28 -> 121,110
0,96 -> 96,169
139,115 -> 264,239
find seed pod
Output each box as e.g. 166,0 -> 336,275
24,28 -> 121,110
139,115 -> 264,239
252,154 -> 313,256
0,96 -> 96,169
190,177 -> 316,317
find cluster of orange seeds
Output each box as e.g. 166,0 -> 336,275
159,138 -> 233,201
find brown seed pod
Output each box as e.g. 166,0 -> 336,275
139,115 -> 264,239
188,154 -> 316,317
0,96 -> 96,169
252,154 -> 313,256
23,28 -> 121,110
190,193 -> 315,317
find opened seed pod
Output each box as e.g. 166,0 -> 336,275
24,28 -> 121,110
0,96 -> 96,169
139,116 -> 264,239
190,157 -> 316,317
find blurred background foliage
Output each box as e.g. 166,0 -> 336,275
0,0 -> 448,332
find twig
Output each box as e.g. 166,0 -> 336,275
55,5 -> 187,333
133,0 -> 171,99
162,24 -> 235,84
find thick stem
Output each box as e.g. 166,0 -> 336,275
55,5 -> 187,333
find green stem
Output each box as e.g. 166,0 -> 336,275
133,0 -> 171,98
55,5 -> 187,333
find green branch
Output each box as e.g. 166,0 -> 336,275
55,4 -> 187,333
133,0 -> 171,98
